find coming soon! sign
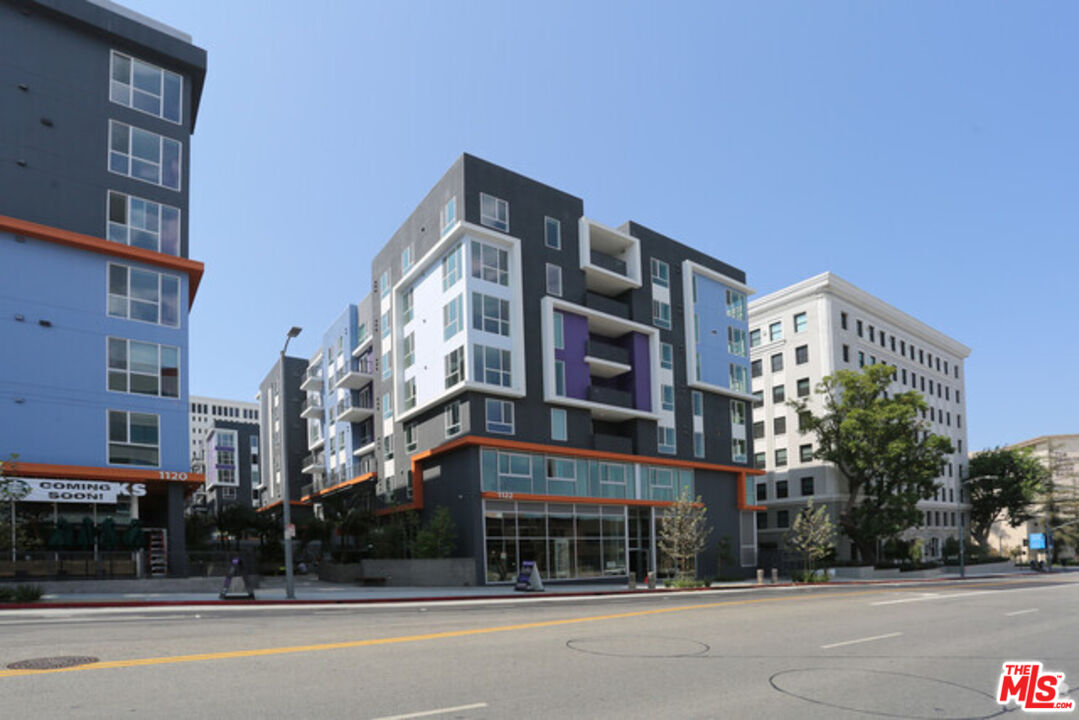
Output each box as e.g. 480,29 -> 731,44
7,478 -> 147,504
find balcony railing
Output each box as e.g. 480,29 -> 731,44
301,452 -> 325,474
584,291 -> 630,319
594,433 -> 634,454
300,396 -> 323,419
590,249 -> 628,276
587,385 -> 633,409
587,339 -> 630,366
337,395 -> 375,423
300,365 -> 323,391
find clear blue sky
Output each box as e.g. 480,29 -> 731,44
122,0 -> 1077,452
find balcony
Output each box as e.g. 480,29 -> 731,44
587,385 -> 632,409
301,452 -> 325,475
337,395 -> 375,423
594,433 -> 634,454
351,332 -> 374,358
300,396 -> 323,419
590,249 -> 627,277
584,291 -> 630,319
353,439 -> 376,458
335,358 -> 375,390
579,218 -> 641,296
585,339 -> 631,379
300,365 -> 323,392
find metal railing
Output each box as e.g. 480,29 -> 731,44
590,249 -> 628,276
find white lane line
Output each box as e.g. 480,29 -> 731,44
871,590 -> 995,606
1005,608 -> 1039,616
371,702 -> 488,720
821,632 -> 902,649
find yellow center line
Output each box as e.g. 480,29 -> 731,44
0,577 -> 1046,678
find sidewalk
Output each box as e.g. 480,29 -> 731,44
0,564 -> 1045,609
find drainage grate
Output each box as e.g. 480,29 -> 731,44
7,656 -> 99,670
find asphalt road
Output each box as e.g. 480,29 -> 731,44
1,574 -> 1077,719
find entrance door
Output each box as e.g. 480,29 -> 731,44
627,506 -> 653,581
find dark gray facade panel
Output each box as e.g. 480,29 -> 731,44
418,446 -> 485,585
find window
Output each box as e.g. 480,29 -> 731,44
771,353 -> 783,372
479,193 -> 509,231
752,391 -> 763,409
402,289 -> 414,325
554,360 -> 565,396
382,392 -> 393,419
445,401 -> 462,437
749,329 -> 761,348
799,444 -> 813,462
842,345 -> 850,363
657,426 -> 676,454
840,312 -> 848,330
730,400 -> 746,426
776,480 -> 789,498
473,345 -> 512,387
108,410 -> 159,465
401,246 -> 413,273
109,51 -> 181,123
444,346 -> 464,388
108,120 -> 181,190
553,311 -> 565,350
756,483 -> 768,502
856,319 -> 863,337
661,385 -> 675,412
751,359 -> 762,378
442,245 -> 462,290
486,399 -> 514,434
858,351 -> 865,368
441,197 -> 457,235
776,510 -> 790,529
693,431 -> 705,458
772,385 -> 785,403
546,263 -> 563,296
868,325 -> 875,342
660,342 -> 673,369
733,438 -> 748,464
754,451 -> 766,469
107,337 -> 179,397
793,312 -> 807,333
728,327 -> 747,357
726,289 -> 746,321
471,240 -> 509,285
652,300 -> 671,329
752,421 -> 764,440
547,457 -> 576,485
691,391 -> 703,417
472,292 -> 510,336
107,191 -> 180,256
796,378 -> 810,398
380,270 -> 391,298
405,423 -> 417,452
775,449 -> 788,467
383,435 -> 394,461
757,512 -> 767,530
107,264 -> 179,327
730,364 -> 749,393
773,416 -> 786,435
795,345 -> 808,365
550,408 -> 567,441
769,322 -> 782,342
443,295 -> 463,340
544,217 -> 561,249
800,476 -> 815,496
799,412 -> 812,433
650,258 -> 669,287
381,350 -> 392,380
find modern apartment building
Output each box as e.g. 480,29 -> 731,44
188,397 -> 260,514
309,154 -> 763,584
0,0 -> 206,574
299,302 -> 377,512
189,396 -> 259,470
748,272 -> 970,562
988,434 -> 1079,560
255,356 -> 307,512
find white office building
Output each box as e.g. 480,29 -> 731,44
748,272 -> 970,562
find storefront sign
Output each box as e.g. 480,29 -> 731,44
7,478 -> 146,504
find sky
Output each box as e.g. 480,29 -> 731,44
119,0 -> 1078,452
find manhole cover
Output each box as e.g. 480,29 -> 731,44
567,635 -> 710,658
7,656 -> 99,670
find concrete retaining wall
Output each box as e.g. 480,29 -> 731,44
319,559 -> 475,586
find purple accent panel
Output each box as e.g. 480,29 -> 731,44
555,311 -> 591,399
628,332 -> 652,411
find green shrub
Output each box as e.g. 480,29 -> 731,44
794,570 -> 829,583
13,584 -> 42,602
0,586 -> 12,602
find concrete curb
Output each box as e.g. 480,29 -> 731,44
0,571 -> 1041,611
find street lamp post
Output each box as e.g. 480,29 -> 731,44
280,326 -> 302,600
958,474 -> 998,579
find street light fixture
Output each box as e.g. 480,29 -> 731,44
280,326 -> 302,600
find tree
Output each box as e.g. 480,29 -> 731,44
1043,440 -> 1079,562
791,364 -> 953,565
784,499 -> 836,581
966,447 -> 1049,549
414,507 -> 457,559
657,488 -> 711,581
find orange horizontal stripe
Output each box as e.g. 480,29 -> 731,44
0,214 -> 204,307
10,461 -> 202,485
480,491 -> 692,508
256,500 -> 309,513
301,472 -> 375,502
